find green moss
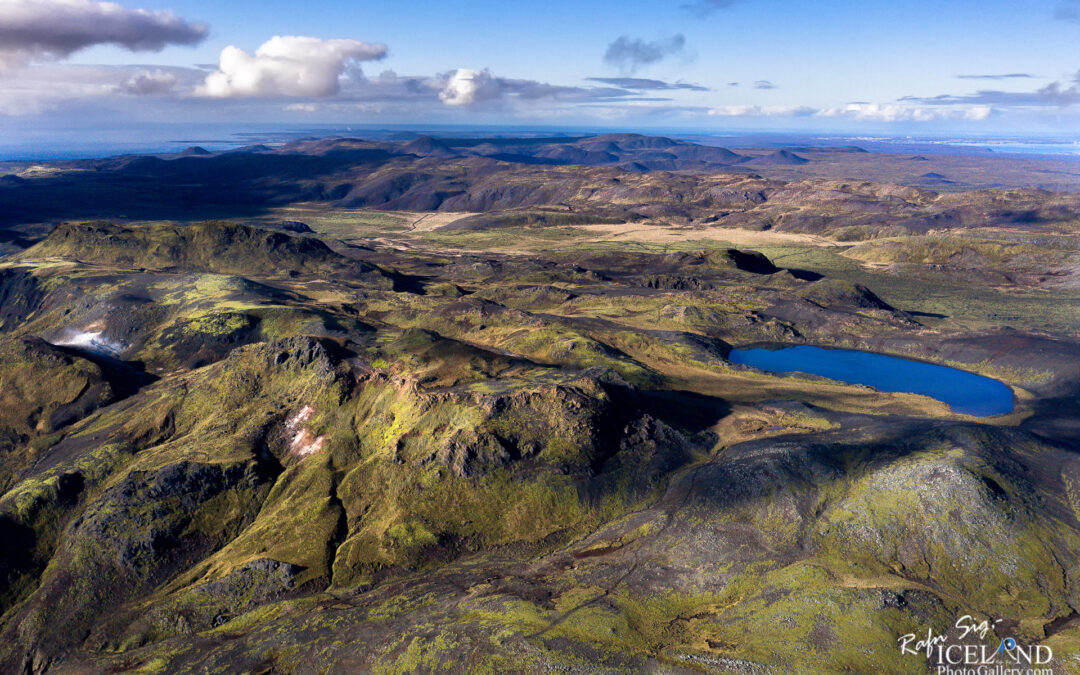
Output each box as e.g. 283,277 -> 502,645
387,521 -> 438,548
777,411 -> 837,431
374,632 -> 462,675
177,312 -> 251,337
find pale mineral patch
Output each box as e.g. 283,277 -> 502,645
285,405 -> 325,457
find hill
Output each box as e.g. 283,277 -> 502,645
744,149 -> 810,165
21,220 -> 391,284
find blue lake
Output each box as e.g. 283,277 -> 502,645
728,345 -> 1015,417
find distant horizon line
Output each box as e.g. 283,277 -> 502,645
3,124 -> 1080,163
7,121 -> 1080,139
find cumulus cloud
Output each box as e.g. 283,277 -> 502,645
119,69 -> 176,95
585,77 -> 707,91
966,105 -> 994,120
0,57 -> 648,116
437,68 -> 641,107
0,0 -> 206,68
708,104 -> 816,117
603,34 -> 686,74
681,0 -> 739,18
198,36 -> 387,98
438,68 -> 500,106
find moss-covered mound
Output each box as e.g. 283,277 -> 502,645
0,336 -> 121,491
20,221 -> 391,285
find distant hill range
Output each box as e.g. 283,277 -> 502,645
0,133 -> 771,228
2,133 -> 1080,246
374,133 -> 754,171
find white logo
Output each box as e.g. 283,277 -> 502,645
898,615 -> 1053,675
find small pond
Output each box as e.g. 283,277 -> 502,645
728,345 -> 1015,417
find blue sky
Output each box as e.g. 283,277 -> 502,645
3,0 -> 1080,134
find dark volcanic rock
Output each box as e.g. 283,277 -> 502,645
263,220 -> 314,233
0,460 -> 273,672
725,248 -> 781,274
0,268 -> 44,330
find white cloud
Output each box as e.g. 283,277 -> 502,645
119,69 -> 176,95
819,103 -> 915,121
708,104 -> 816,117
438,68 -> 499,106
197,36 -> 387,98
707,102 -> 994,123
0,58 -> 629,117
0,63 -> 199,115
436,68 -> 640,107
0,0 -> 206,68
819,103 -> 993,122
